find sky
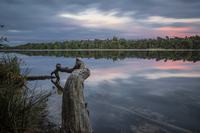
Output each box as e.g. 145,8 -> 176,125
0,0 -> 200,44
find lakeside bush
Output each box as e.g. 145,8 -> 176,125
0,56 -> 51,133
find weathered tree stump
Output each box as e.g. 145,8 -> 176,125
26,75 -> 56,80
51,58 -> 92,133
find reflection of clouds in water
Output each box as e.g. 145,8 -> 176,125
86,59 -> 200,86
140,72 -> 200,79
87,68 -> 131,85
86,58 -> 152,85
142,61 -> 200,79
3,53 -> 200,131
88,73 -> 200,131
155,61 -> 190,70
154,60 -> 200,70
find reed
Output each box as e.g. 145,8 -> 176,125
0,56 -> 51,133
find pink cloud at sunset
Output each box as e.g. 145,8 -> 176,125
155,27 -> 195,37
157,27 -> 192,32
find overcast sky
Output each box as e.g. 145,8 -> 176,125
0,0 -> 200,44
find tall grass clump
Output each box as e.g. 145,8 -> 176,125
0,56 -> 51,133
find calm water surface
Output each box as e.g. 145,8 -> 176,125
1,51 -> 200,133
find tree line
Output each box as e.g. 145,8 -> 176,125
9,51 -> 200,62
10,35 -> 200,49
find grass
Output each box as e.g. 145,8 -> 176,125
0,56 -> 52,133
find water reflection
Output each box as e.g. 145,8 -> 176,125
87,59 -> 200,85
0,51 -> 200,132
4,50 -> 200,62
86,59 -> 200,132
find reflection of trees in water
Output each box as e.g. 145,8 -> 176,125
12,51 -> 200,62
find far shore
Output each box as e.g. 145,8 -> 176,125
1,49 -> 200,52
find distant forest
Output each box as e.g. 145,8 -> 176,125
7,51 -> 200,62
2,35 -> 200,49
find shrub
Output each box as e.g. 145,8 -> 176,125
0,56 -> 51,133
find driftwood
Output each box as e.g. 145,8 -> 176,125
26,75 -> 56,80
51,58 -> 92,133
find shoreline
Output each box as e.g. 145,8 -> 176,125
1,49 -> 200,52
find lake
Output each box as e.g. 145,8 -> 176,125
1,50 -> 200,133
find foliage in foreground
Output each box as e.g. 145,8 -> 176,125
0,56 -> 51,133
12,35 -> 200,49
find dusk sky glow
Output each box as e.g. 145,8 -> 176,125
0,0 -> 200,43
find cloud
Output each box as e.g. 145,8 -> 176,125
155,27 -> 193,37
0,0 -> 200,43
146,16 -> 200,24
58,8 -> 200,38
59,8 -> 135,30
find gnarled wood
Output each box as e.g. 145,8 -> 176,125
26,75 -> 56,80
51,58 -> 92,133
